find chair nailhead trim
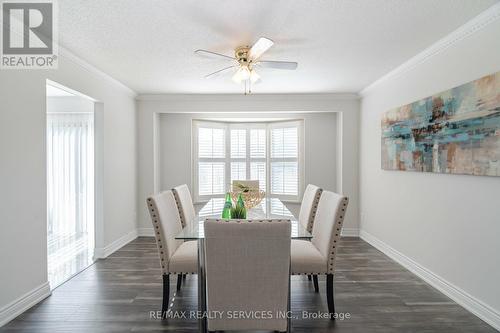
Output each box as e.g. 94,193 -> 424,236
147,196 -> 169,274
172,189 -> 186,228
327,195 -> 349,274
306,188 -> 323,233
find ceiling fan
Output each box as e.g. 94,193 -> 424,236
195,37 -> 298,94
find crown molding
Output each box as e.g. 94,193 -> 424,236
136,92 -> 360,101
59,46 -> 137,98
360,2 -> 500,96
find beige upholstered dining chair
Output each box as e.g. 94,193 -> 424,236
172,184 -> 196,228
291,190 -> 348,320
172,184 -> 197,290
298,184 -> 323,233
146,190 -> 198,318
204,219 -> 291,332
297,184 -> 322,289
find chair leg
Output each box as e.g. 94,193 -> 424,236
182,273 -> 187,281
312,275 -> 319,293
176,274 -> 183,291
162,274 -> 170,319
326,274 -> 335,320
307,274 -> 312,281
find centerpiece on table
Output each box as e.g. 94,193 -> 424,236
230,180 -> 266,210
221,192 -> 247,219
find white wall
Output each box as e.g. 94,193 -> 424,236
158,112 -> 337,198
0,51 -> 137,321
47,96 -> 94,113
137,94 -> 359,235
359,16 -> 500,329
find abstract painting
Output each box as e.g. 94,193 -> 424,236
381,71 -> 500,176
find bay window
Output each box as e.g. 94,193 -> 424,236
193,120 -> 303,202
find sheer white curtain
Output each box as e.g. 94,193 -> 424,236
47,112 -> 94,288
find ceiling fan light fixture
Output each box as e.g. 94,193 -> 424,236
250,69 -> 260,83
196,36 -> 297,93
232,66 -> 250,83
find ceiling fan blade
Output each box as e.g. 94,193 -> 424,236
204,65 -> 236,79
195,49 -> 235,60
257,60 -> 298,70
249,37 -> 274,60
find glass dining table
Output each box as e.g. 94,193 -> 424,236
175,197 -> 312,332
176,197 -> 313,240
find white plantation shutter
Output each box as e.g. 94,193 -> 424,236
271,162 -> 298,195
270,123 -> 300,197
271,127 -> 298,158
250,129 -> 266,158
249,128 -> 266,191
194,120 -> 302,201
199,127 -> 225,158
197,125 -> 226,198
231,162 -> 246,184
250,162 -> 266,191
231,129 -> 246,158
199,162 -> 225,195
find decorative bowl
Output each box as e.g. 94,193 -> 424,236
230,189 -> 266,209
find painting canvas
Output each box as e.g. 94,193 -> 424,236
381,71 -> 500,176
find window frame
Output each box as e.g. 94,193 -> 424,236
192,119 -> 304,203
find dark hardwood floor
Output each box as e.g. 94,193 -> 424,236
1,237 -> 495,332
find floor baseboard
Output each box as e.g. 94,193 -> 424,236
136,227 -> 154,237
94,229 -> 138,259
0,282 -> 51,327
341,227 -> 359,237
360,229 -> 500,331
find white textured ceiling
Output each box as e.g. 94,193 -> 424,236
58,0 -> 498,94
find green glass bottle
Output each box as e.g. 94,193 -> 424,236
221,192 -> 232,219
237,193 -> 245,209
236,193 -> 247,219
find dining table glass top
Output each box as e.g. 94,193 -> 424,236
175,197 -> 312,239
